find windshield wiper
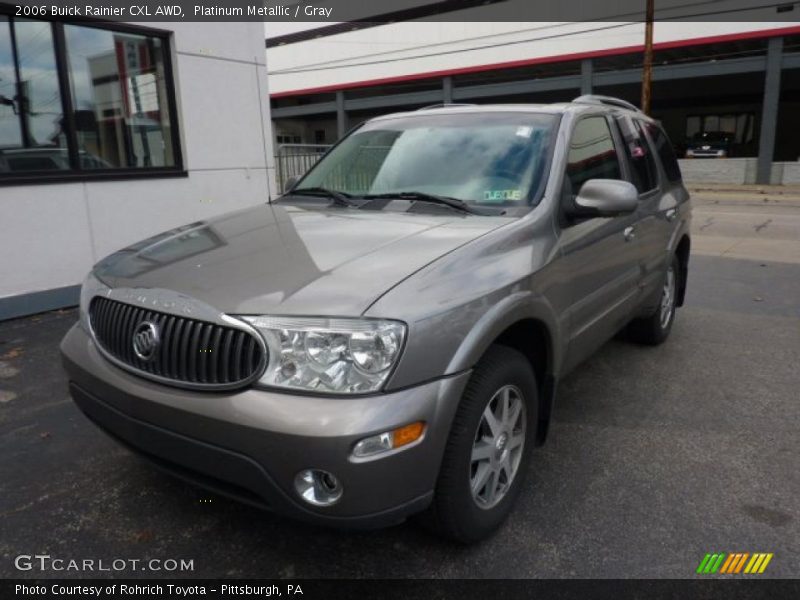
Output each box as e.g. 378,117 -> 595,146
360,191 -> 490,215
288,187 -> 358,207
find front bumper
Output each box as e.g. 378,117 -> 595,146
61,323 -> 470,528
685,149 -> 727,158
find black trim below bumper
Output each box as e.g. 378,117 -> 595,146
69,382 -> 432,529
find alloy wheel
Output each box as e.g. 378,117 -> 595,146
660,265 -> 676,329
469,384 -> 526,509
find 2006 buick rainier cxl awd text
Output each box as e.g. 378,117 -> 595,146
62,96 -> 691,543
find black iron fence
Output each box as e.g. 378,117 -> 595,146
274,144 -> 331,191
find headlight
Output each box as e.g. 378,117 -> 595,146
241,316 -> 406,394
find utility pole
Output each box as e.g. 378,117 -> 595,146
641,0 -> 655,115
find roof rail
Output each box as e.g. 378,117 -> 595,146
572,95 -> 641,112
416,103 -> 476,111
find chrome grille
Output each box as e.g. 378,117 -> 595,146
89,297 -> 265,389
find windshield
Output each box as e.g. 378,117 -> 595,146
293,112 -> 559,209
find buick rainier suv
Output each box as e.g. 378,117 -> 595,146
62,96 -> 691,542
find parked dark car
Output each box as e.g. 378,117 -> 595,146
0,147 -> 112,171
684,131 -> 734,158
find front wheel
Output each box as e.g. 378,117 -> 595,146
423,345 -> 537,543
627,254 -> 680,345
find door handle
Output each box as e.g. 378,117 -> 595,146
665,208 -> 677,222
624,226 -> 636,242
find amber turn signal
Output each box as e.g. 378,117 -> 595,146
352,421 -> 426,459
392,421 -> 425,447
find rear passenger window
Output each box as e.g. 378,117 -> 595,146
645,123 -> 682,183
623,120 -> 659,193
563,117 -> 621,199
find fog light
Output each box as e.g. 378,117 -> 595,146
352,421 -> 426,459
294,469 -> 343,507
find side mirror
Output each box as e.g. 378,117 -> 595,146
283,176 -> 298,194
571,179 -> 638,218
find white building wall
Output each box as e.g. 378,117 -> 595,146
267,18 -> 794,96
1,23 -> 277,313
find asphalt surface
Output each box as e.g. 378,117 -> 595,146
1,200 -> 798,579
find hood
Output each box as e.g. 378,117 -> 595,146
94,203 -> 512,316
687,139 -> 731,150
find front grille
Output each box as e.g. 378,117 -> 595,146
89,297 -> 265,389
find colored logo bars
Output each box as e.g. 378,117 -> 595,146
696,553 -> 774,574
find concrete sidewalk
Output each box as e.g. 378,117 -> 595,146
691,189 -> 800,265
688,184 -> 800,205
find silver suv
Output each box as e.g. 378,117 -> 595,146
61,96 -> 691,542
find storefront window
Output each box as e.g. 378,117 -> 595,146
685,112 -> 756,146
64,25 -> 175,169
0,9 -> 181,180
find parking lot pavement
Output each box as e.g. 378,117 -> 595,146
1,201 -> 798,579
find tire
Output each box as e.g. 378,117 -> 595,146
627,254 -> 680,345
423,344 -> 538,543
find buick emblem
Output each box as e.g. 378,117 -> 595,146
132,321 -> 160,361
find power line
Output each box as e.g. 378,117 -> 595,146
270,22 -> 636,75
269,1 -> 799,76
268,0 -> 726,71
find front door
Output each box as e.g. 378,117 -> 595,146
555,115 -> 643,373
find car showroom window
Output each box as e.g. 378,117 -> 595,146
645,122 -> 682,184
0,13 -> 181,179
623,120 -> 659,193
563,116 -> 622,199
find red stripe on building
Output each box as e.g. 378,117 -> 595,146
270,25 -> 800,98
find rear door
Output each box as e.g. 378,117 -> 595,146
556,115 -> 643,373
641,122 -> 688,297
616,115 -> 664,300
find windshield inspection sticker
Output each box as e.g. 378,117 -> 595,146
484,190 -> 522,202
515,126 -> 534,138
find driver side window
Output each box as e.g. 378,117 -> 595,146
563,117 -> 622,201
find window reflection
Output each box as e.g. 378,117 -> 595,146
564,117 -> 622,199
0,17 -> 67,172
65,25 -> 175,169
94,222 -> 226,278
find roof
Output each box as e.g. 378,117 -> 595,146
367,97 -> 652,124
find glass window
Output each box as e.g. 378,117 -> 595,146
703,115 -> 719,132
645,123 -> 682,183
0,17 -> 23,151
687,112 -> 755,146
0,13 -> 180,180
685,116 -> 701,139
563,116 -> 621,199
64,25 -> 175,169
624,120 -> 658,193
720,115 -> 737,134
0,18 -> 67,172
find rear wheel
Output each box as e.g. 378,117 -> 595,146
627,254 -> 680,345
424,345 -> 537,543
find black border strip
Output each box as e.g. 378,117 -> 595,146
2,579 -> 800,598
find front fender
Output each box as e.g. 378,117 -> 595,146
446,291 -> 561,377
